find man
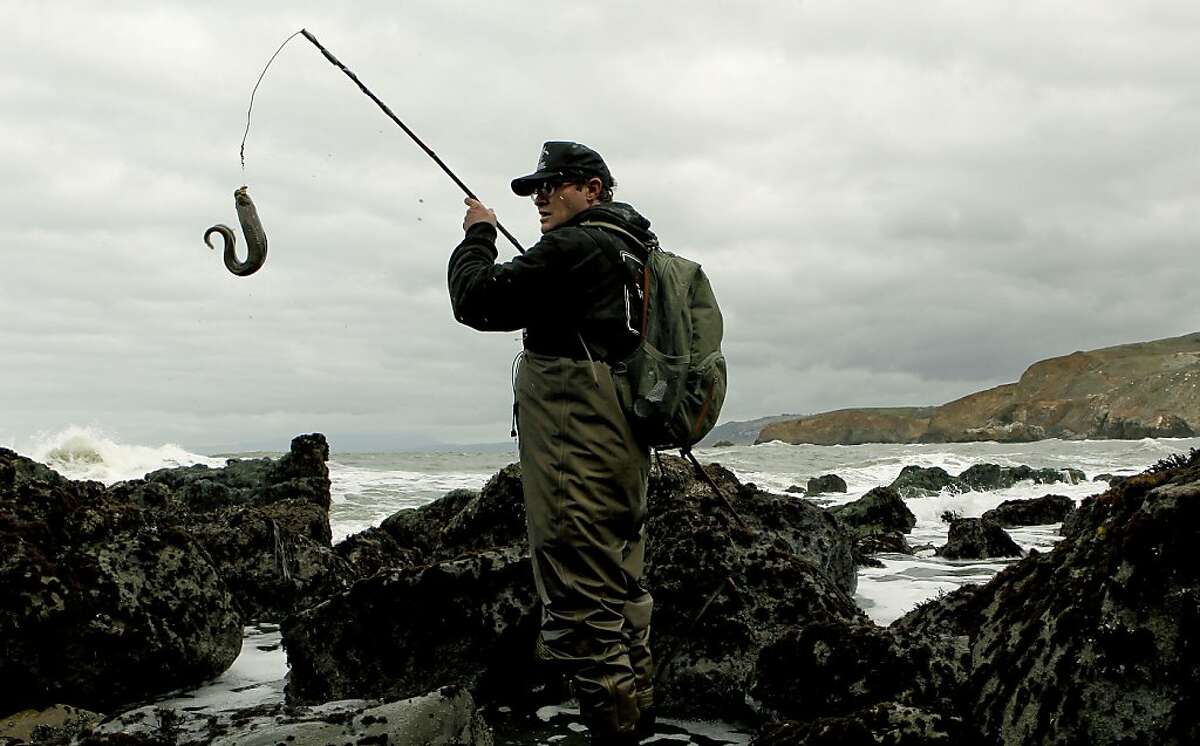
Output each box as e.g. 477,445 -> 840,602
448,142 -> 655,743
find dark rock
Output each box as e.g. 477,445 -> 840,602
891,584 -> 989,641
179,503 -> 355,621
646,458 -> 863,719
785,484 -> 807,494
889,466 -> 964,498
892,452 -> 1200,744
287,454 -> 862,722
284,547 -> 539,706
711,440 -> 735,448
981,494 -> 1075,527
752,703 -> 967,745
806,474 -> 848,494
334,525 -> 420,578
829,486 -> 916,537
0,704 -> 103,745
131,433 -> 333,523
940,510 -> 962,523
83,686 -> 493,745
751,621 -> 968,724
0,449 -> 243,712
112,434 -> 349,621
936,518 -> 1023,560
1092,472 -> 1129,487
333,468 -> 525,577
854,531 -> 913,561
957,463 -> 1079,491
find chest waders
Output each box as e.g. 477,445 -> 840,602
516,351 -> 653,738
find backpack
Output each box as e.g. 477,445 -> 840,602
581,221 -> 728,451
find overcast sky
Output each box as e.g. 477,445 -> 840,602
2,1 -> 1198,452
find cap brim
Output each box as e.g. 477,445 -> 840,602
510,170 -> 564,196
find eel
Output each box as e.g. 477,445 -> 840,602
204,186 -> 268,276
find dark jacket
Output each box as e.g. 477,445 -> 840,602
448,202 -> 657,362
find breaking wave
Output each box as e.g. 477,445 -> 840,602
25,425 -> 222,484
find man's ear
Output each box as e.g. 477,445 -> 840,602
585,177 -> 604,203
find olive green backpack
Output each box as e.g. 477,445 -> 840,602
582,221 -> 728,451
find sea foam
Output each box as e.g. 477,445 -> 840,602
24,425 -> 222,484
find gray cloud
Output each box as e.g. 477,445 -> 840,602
2,1 -> 1198,451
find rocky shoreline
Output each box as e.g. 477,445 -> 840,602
2,435 -> 1198,744
751,332 -> 1200,446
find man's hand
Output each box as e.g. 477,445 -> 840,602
463,197 -> 497,231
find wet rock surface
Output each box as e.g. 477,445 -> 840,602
980,493 -> 1074,527
889,465 -> 963,498
806,473 -> 847,494
892,449 -> 1200,744
290,454 -> 861,723
752,702 -> 966,746
284,546 -> 539,706
0,704 -> 103,745
0,448 -> 243,712
958,463 -> 1083,491
112,434 -> 350,620
828,486 -> 917,563
936,518 -> 1023,560
80,686 -> 492,746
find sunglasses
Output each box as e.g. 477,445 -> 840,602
530,181 -> 569,200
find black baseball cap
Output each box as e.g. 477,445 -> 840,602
510,141 -> 612,196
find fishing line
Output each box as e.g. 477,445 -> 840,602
234,27 -> 525,253
240,29 -> 304,171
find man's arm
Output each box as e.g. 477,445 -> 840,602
448,218 -> 559,332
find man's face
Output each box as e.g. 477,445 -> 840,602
532,179 -> 596,233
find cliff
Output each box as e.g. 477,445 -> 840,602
757,332 -> 1200,445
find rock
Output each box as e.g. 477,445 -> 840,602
0,448 -> 243,712
785,484 -> 807,494
750,621 -> 968,725
853,531 -> 913,562
752,703 -> 967,745
333,477 -> 516,577
0,704 -> 102,745
981,494 -> 1075,527
889,466 -> 964,498
893,451 -> 1200,744
81,686 -> 492,745
113,435 -> 349,622
129,433 -> 333,523
284,547 -> 539,706
806,474 -> 848,494
957,463 -> 1079,491
179,503 -> 355,621
711,440 -> 735,448
936,518 -> 1023,560
287,455 -> 862,723
626,457 -> 863,720
828,486 -> 916,543
1093,472 -> 1129,487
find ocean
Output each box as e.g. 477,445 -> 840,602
21,426 -> 1200,743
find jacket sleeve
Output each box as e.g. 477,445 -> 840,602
447,222 -> 561,331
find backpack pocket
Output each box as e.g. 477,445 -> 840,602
613,341 -> 690,446
677,351 -> 727,446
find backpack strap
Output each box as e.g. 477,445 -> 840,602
579,220 -> 651,259
579,221 -> 652,329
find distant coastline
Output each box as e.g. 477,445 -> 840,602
706,331 -> 1200,447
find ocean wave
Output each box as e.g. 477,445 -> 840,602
24,425 -> 222,484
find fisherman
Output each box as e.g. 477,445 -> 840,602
448,142 -> 655,744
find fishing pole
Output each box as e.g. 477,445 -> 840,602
298,28 -> 526,254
